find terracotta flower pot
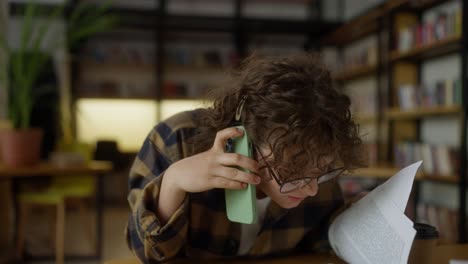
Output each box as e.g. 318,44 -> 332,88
0,128 -> 43,167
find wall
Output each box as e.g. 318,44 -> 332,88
418,1 -> 463,211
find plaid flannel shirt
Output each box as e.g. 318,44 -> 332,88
126,109 -> 345,263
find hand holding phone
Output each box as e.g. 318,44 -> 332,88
224,126 -> 257,224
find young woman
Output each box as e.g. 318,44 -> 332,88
126,53 -> 366,262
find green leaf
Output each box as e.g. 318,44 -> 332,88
20,2 -> 37,52
0,32 -> 9,53
68,2 -> 94,28
31,4 -> 65,53
0,61 -> 6,83
68,15 -> 118,46
67,0 -> 117,49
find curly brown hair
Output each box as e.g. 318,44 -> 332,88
191,53 -> 366,180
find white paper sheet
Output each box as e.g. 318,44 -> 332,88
450,260 -> 468,264
328,161 -> 422,264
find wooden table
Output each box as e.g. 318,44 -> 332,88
104,243 -> 468,264
104,254 -> 345,264
0,161 -> 112,177
430,244 -> 468,264
0,161 -> 113,261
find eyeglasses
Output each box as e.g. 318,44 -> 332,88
253,145 -> 345,193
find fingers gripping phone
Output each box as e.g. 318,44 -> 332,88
225,126 -> 257,224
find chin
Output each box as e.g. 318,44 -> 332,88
277,200 -> 302,209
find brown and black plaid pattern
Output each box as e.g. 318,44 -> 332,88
126,109 -> 345,263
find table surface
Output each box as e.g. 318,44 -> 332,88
104,243 -> 468,264
105,254 -> 345,264
0,161 -> 113,177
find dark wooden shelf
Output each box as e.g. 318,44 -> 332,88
159,96 -> 207,101
322,0 -> 454,46
354,114 -> 378,123
388,0 -> 452,12
386,106 -> 461,120
163,15 -> 340,35
334,64 -> 378,82
390,35 -> 461,62
346,165 -> 458,184
243,18 -> 340,35
163,15 -> 235,32
345,165 -> 401,179
165,65 -> 227,74
76,94 -> 156,100
79,61 -> 156,72
424,174 -> 459,184
322,5 -> 384,45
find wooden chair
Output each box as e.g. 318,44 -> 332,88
104,259 -> 140,264
15,142 -> 96,264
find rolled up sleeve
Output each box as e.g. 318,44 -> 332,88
125,125 -> 190,262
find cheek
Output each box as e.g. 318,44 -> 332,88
258,179 -> 281,197
258,180 -> 299,208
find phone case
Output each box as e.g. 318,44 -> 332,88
225,126 -> 257,224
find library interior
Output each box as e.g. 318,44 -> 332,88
1,0 -> 468,263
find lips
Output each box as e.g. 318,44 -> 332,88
288,195 -> 305,201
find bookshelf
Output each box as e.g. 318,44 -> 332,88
386,105 -> 461,119
389,35 -> 461,61
347,167 -> 458,184
334,64 -> 378,82
354,114 -> 378,123
325,0 -> 468,243
70,0 -> 340,119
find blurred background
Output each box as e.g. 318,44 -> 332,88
0,0 -> 466,263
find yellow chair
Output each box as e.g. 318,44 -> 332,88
16,142 -> 96,264
103,259 -> 140,264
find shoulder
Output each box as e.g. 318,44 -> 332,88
150,109 -> 203,141
146,109 -> 206,159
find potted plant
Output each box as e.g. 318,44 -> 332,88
0,0 -> 117,166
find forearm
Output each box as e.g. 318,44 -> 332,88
127,173 -> 189,262
157,165 -> 187,224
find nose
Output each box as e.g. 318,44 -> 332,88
301,179 -> 318,197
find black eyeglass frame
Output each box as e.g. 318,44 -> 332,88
253,145 -> 346,193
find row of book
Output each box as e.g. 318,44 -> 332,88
162,81 -> 214,98
78,80 -> 156,98
349,91 -> 378,116
398,78 -> 461,110
83,42 -> 156,66
364,142 -> 378,166
416,203 -> 458,243
394,141 -> 459,176
338,45 -> 378,74
397,2 -> 461,52
339,176 -> 378,201
78,79 -> 215,99
165,48 -> 239,68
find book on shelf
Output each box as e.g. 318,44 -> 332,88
417,203 -> 458,243
336,44 -> 377,75
162,80 -> 213,98
165,48 -> 237,68
77,80 -> 156,98
83,41 -> 155,66
349,90 -> 377,116
397,78 -> 461,110
394,141 -> 459,176
398,84 -> 418,110
396,2 -> 461,52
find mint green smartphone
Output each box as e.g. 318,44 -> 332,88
225,126 -> 257,224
